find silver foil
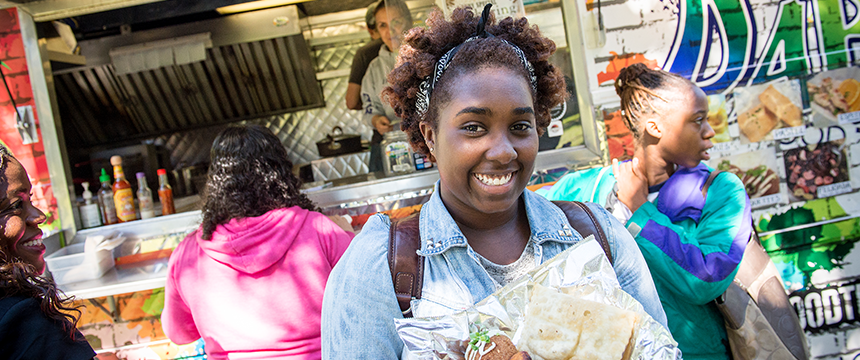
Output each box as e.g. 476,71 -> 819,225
395,236 -> 681,360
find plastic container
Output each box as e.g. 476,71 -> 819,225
381,130 -> 415,177
45,243 -> 115,285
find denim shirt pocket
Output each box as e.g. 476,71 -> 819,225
412,252 -> 475,318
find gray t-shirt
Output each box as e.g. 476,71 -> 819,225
475,242 -> 537,287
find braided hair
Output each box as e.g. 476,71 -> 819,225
615,63 -> 690,140
0,146 -> 83,339
382,6 -> 567,157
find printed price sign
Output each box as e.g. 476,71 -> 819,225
838,111 -> 860,124
750,193 -> 782,208
772,126 -> 806,140
710,140 -> 739,155
817,182 -> 853,198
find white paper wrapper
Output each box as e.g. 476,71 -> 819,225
395,236 -> 680,360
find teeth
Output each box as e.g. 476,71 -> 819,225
21,238 -> 42,247
475,173 -> 513,186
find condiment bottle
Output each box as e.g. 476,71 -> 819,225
157,169 -> 175,215
110,156 -> 137,222
136,172 -> 155,220
79,182 -> 102,228
98,169 -> 118,225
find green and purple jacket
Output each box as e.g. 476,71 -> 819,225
538,163 -> 752,360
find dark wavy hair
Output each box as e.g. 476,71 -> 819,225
0,146 -> 82,339
615,63 -> 690,140
200,125 -> 317,240
382,6 -> 567,157
1,249 -> 83,339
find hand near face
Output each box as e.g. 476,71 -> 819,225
372,115 -> 394,134
613,157 -> 649,212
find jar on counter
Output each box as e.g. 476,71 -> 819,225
381,130 -> 415,177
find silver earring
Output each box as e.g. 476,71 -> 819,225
429,147 -> 434,152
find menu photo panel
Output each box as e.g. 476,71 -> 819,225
732,79 -> 805,144
807,66 -> 860,126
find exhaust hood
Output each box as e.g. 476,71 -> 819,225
53,5 -> 324,148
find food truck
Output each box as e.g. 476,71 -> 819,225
1,0 -> 859,357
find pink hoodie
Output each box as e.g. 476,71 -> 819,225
162,207 -> 353,359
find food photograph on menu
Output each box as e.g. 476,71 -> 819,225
732,79 -> 804,143
807,66 -> 860,125
707,94 -> 731,143
709,148 -> 782,208
782,139 -> 851,201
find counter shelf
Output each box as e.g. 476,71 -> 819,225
57,211 -> 202,300
57,258 -> 170,300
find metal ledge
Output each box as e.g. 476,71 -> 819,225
304,146 -> 602,210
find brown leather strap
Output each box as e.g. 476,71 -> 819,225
553,201 -> 613,265
702,170 -> 724,200
389,212 -> 423,318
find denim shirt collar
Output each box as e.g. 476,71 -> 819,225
417,181 -> 583,256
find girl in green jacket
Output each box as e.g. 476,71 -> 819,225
540,63 -> 751,360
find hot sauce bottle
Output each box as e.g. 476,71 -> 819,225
157,169 -> 175,215
98,169 -> 119,225
111,156 -> 137,222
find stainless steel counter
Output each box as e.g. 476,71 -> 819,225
304,170 -> 439,214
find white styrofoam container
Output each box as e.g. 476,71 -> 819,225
45,243 -> 115,285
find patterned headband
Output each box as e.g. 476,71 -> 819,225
414,4 -> 537,120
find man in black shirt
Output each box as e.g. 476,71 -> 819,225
345,3 -> 385,110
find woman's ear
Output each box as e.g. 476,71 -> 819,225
419,121 -> 437,161
643,116 -> 662,139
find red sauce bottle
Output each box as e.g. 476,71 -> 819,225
157,169 -> 175,215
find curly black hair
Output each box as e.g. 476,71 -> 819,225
382,6 -> 567,158
0,145 -> 83,340
200,125 -> 317,240
615,63 -> 690,140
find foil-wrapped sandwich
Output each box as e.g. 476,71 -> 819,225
394,237 -> 680,360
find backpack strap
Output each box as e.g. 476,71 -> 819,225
701,169 -> 724,200
388,211 -> 423,318
552,201 -> 613,265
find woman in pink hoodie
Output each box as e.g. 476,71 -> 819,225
162,125 -> 354,359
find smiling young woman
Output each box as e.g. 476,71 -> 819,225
0,145 -> 95,359
540,63 -> 751,359
320,7 -> 668,359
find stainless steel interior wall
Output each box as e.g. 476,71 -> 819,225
156,39 -> 373,168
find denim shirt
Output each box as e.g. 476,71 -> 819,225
321,184 -> 667,359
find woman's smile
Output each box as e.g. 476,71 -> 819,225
472,171 -> 519,196
19,233 -> 45,251
473,172 -> 514,186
